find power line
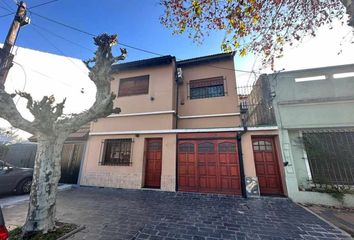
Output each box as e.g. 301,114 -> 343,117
29,11 -> 166,57
12,61 -> 27,105
30,23 -> 89,77
118,42 -> 165,57
31,22 -> 94,53
12,46 -> 80,89
0,5 -> 259,74
0,11 -> 11,17
0,0 -> 61,18
29,0 -> 60,9
0,5 -> 10,11
29,11 -> 259,74
29,11 -> 96,36
1,0 -> 14,11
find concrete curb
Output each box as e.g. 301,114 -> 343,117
57,225 -> 85,240
296,202 -> 353,239
0,184 -> 73,208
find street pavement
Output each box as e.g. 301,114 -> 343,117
2,187 -> 352,240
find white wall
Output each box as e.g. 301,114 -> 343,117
0,45 -> 96,139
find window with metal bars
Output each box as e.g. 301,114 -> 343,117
101,139 -> 132,166
189,77 -> 225,99
303,130 -> 354,186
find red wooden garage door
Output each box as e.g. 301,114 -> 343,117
178,139 -> 241,195
252,137 -> 283,196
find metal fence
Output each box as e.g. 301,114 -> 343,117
302,129 -> 354,188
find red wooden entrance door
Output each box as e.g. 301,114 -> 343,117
252,137 -> 283,195
178,139 -> 241,195
144,138 -> 162,188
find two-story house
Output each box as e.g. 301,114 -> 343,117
79,52 -> 285,197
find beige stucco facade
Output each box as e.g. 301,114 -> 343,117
177,58 -> 241,128
80,53 -> 284,195
81,133 -> 176,191
241,130 -> 287,196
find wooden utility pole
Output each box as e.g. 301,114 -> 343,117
0,1 -> 30,89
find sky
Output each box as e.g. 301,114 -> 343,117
0,0 -> 354,139
0,0 -> 227,63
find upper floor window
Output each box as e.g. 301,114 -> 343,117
189,76 -> 225,99
118,75 -> 149,97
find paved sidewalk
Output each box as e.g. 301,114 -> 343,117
0,184 -> 72,208
306,205 -> 354,238
3,187 -> 352,240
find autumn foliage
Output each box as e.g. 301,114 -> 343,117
160,0 -> 346,64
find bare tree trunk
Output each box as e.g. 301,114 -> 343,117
22,133 -> 67,235
0,34 -> 126,236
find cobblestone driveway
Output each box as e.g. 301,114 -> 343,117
3,187 -> 351,240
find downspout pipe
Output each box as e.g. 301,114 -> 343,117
174,60 -> 179,191
237,109 -> 248,198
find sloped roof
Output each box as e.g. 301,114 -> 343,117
111,55 -> 175,72
28,123 -> 90,142
177,52 -> 235,66
110,52 -> 236,73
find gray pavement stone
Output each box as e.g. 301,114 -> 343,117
2,187 -> 352,240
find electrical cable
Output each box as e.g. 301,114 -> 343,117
0,0 -> 62,17
0,5 -> 10,11
0,11 -> 11,17
30,22 -> 94,53
1,0 -> 13,11
30,23 -> 89,77
29,11 -> 260,74
12,61 -> 27,105
29,0 -> 60,9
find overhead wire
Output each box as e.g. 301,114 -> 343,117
0,5 -> 10,11
0,11 -> 11,17
29,10 -> 260,74
30,22 -> 94,53
1,0 -> 13,11
12,45 -> 81,89
1,0 -> 261,76
0,0 -> 62,17
12,61 -> 27,105
29,0 -> 60,9
30,23 -> 89,77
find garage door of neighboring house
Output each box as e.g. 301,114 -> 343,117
60,143 -> 85,184
144,138 -> 163,188
178,136 -> 241,195
252,137 -> 283,196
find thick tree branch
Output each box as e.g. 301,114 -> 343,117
56,34 -> 126,133
15,91 -> 67,133
0,89 -> 36,134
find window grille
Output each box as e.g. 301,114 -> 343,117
189,77 -> 225,99
100,139 -> 132,166
302,130 -> 354,186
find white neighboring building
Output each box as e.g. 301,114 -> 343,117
0,44 -> 96,139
